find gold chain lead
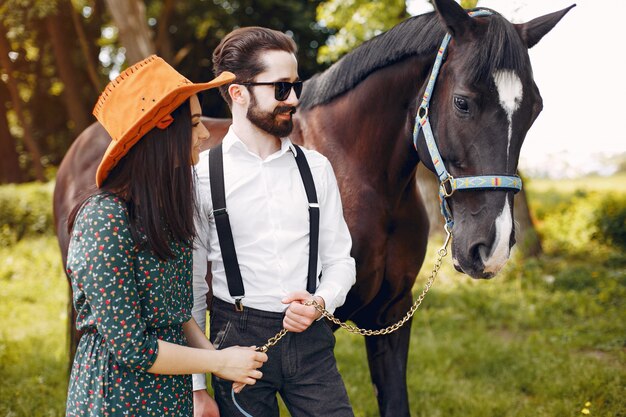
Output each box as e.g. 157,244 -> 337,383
256,228 -> 452,352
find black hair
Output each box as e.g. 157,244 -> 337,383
68,99 -> 197,260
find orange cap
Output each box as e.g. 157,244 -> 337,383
92,55 -> 235,187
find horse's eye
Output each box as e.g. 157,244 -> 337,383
454,96 -> 469,113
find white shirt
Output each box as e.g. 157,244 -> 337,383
192,127 -> 356,390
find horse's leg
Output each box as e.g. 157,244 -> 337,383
357,292 -> 414,417
357,183 -> 429,417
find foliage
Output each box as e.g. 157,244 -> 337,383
594,195 -> 626,250
526,176 -> 626,256
1,0 -> 330,183
155,0 -> 330,116
315,0 -> 479,65
1,0 -> 104,179
461,0 -> 479,8
316,0 -> 408,64
0,235 -> 68,416
0,181 -> 54,246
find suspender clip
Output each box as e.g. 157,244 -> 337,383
213,207 -> 227,216
234,298 -> 244,312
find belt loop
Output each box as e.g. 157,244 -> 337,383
239,307 -> 248,332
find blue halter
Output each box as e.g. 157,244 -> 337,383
412,9 -> 522,230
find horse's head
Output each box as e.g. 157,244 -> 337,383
416,0 -> 574,278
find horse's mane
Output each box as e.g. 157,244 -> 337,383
299,13 -> 444,109
300,9 -> 530,110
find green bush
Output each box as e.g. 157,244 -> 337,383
594,195 -> 626,250
0,182 -> 54,245
538,192 -> 601,255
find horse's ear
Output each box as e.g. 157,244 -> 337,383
514,4 -> 576,49
434,0 -> 475,39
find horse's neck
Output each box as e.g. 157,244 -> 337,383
302,54 -> 432,192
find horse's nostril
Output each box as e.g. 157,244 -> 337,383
469,242 -> 489,266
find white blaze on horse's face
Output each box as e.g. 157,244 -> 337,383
474,70 -> 522,275
480,199 -> 513,275
493,70 -> 523,167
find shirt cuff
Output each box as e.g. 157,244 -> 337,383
314,285 -> 341,315
192,373 -> 207,391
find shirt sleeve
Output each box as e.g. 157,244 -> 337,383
69,197 -> 158,372
191,185 -> 211,391
314,158 -> 356,314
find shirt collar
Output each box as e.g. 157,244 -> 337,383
223,126 -> 297,159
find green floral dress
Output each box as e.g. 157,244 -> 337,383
65,193 -> 193,416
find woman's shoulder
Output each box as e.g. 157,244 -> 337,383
75,192 -> 130,228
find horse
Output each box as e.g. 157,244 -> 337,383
53,0 -> 574,415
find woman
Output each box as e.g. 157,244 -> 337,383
65,55 -> 267,417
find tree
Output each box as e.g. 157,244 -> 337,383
46,2 -> 92,133
0,0 -> 105,182
0,83 -> 24,183
0,21 -> 45,181
0,0 -> 331,180
104,0 -> 156,63
317,0 -> 408,64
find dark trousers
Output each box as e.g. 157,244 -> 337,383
210,297 -> 354,417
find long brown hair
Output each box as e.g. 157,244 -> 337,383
68,100 -> 197,260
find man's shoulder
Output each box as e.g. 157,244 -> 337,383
294,145 -> 330,171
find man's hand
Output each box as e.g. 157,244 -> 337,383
281,291 -> 325,333
193,389 -> 220,417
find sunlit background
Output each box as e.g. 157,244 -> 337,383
1,1 -> 624,416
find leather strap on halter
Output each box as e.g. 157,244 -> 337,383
208,144 -> 319,311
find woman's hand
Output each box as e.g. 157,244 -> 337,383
193,390 -> 220,417
213,346 -> 268,385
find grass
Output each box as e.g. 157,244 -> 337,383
333,242 -> 625,417
1,177 -> 624,416
0,235 -> 69,417
526,172 -> 626,195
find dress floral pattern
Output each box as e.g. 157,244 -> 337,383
65,193 -> 193,416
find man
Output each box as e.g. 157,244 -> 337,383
192,27 -> 356,416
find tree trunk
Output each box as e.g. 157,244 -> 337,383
0,24 -> 45,181
46,10 -> 91,133
155,0 -> 175,62
0,85 -> 24,183
513,176 -> 543,257
70,1 -> 104,93
104,0 -> 155,64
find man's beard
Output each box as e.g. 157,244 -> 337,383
246,93 -> 296,137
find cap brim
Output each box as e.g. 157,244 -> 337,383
196,71 -> 236,90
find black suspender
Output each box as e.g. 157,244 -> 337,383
209,144 -> 245,310
292,145 -> 320,294
208,143 -> 319,311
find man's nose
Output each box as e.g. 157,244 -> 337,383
283,87 -> 299,106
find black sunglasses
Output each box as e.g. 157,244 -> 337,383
241,80 -> 303,101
